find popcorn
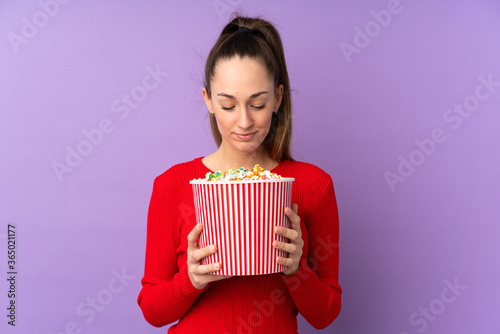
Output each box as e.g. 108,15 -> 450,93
189,165 -> 294,275
202,164 -> 282,181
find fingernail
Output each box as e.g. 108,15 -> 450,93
209,245 -> 215,252
275,226 -> 281,233
214,263 -> 220,269
197,223 -> 202,230
273,240 -> 280,247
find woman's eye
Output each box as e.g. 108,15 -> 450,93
220,105 -> 266,110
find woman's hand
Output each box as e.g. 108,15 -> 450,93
187,222 -> 232,290
273,203 -> 304,276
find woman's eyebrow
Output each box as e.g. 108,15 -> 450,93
216,91 -> 268,100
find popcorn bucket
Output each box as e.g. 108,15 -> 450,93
189,179 -> 294,275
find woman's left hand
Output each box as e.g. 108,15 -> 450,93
273,203 -> 304,276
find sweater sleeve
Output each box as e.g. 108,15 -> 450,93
137,176 -> 208,327
281,175 -> 342,329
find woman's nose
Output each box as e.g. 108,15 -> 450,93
237,107 -> 254,129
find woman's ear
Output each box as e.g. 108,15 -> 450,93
202,87 -> 214,114
274,84 -> 284,111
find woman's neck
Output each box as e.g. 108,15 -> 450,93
203,143 -> 278,172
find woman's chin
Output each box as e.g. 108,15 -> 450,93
232,141 -> 263,153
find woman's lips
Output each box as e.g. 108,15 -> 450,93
235,132 -> 256,141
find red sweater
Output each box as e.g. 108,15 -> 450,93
137,157 -> 342,333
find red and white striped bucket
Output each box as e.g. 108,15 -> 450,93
190,178 -> 294,276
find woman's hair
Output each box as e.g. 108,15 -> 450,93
203,14 -> 293,162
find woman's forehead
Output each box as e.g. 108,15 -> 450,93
212,57 -> 273,93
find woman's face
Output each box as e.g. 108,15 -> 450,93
203,56 -> 283,155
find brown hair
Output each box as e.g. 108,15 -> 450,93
203,14 -> 293,162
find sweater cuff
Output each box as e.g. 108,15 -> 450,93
281,258 -> 313,285
178,264 -> 210,295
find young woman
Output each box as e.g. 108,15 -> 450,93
137,14 -> 342,333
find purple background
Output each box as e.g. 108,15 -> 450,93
1,0 -> 499,333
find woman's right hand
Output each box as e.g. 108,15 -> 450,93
187,222 -> 231,289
